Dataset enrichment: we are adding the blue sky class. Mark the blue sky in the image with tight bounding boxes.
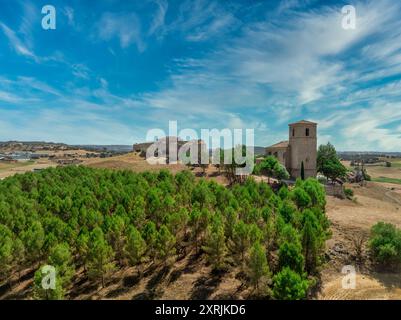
[1,0,401,150]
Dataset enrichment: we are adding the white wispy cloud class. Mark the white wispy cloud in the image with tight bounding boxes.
[127,0,401,149]
[148,0,168,37]
[96,12,145,51]
[168,0,239,42]
[0,22,37,60]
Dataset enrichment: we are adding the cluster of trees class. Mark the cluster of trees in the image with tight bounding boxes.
[207,145,257,184]
[253,156,290,183]
[0,166,329,299]
[317,143,347,183]
[369,222,401,269]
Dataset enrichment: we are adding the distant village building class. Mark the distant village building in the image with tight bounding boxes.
[266,120,317,179]
[57,158,83,166]
[133,137,207,164]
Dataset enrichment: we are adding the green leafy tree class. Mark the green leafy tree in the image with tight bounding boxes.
[48,243,75,288]
[33,266,64,300]
[223,206,238,239]
[203,222,227,270]
[105,214,126,265]
[125,226,146,274]
[317,142,337,171]
[165,208,189,237]
[0,224,13,280]
[291,187,311,210]
[12,238,25,280]
[248,223,263,244]
[278,186,289,200]
[321,159,347,182]
[369,222,401,268]
[301,210,325,274]
[301,179,326,210]
[87,227,115,287]
[156,225,176,265]
[278,241,305,274]
[232,220,250,263]
[279,200,297,224]
[189,208,210,252]
[247,242,270,291]
[272,267,309,300]
[263,215,277,254]
[142,221,158,257]
[274,163,290,181]
[76,231,90,271]
[317,143,347,182]
[255,156,278,183]
[21,221,45,263]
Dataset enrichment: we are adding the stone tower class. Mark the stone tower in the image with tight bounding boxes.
[288,120,317,178]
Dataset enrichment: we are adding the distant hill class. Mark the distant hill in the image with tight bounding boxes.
[338,151,401,160]
[74,145,133,152]
[0,141,70,152]
[0,141,134,153]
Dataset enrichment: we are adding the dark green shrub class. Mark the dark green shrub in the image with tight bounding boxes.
[344,188,354,199]
[278,241,304,274]
[272,267,309,300]
[369,222,401,268]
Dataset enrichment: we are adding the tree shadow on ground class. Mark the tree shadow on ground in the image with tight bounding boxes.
[131,289,158,300]
[106,286,131,298]
[69,276,99,299]
[123,274,140,287]
[371,270,401,290]
[146,265,170,291]
[1,281,32,300]
[0,268,35,298]
[190,270,225,300]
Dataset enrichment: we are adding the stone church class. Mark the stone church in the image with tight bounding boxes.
[266,120,317,179]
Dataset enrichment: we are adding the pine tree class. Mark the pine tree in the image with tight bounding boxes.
[125,226,146,274]
[189,208,210,253]
[272,267,309,300]
[48,243,75,287]
[247,242,270,291]
[156,225,176,265]
[223,206,238,239]
[33,266,65,300]
[0,224,13,280]
[105,214,126,265]
[301,161,305,180]
[142,221,158,257]
[301,211,324,274]
[87,227,115,287]
[21,221,45,263]
[12,238,25,281]
[202,223,227,270]
[278,241,305,274]
[232,220,250,263]
[76,231,90,271]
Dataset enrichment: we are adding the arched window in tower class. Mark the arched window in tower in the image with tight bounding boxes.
[292,128,295,137]
[306,128,310,136]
